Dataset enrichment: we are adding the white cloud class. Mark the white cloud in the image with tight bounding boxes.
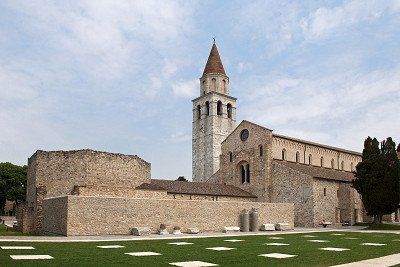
[302,0,400,39]
[172,79,197,98]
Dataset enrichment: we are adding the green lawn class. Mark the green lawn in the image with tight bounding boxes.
[0,224,29,236]
[0,231,400,266]
[355,222,400,230]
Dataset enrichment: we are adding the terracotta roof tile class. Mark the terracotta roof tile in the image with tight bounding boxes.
[275,159,355,182]
[142,179,256,198]
[203,43,226,75]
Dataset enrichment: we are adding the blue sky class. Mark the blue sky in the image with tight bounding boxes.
[0,0,399,180]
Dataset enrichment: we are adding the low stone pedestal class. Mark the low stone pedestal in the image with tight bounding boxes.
[275,223,291,231]
[187,228,200,234]
[260,224,275,231]
[131,227,151,236]
[158,229,169,235]
[223,226,240,233]
[172,229,182,235]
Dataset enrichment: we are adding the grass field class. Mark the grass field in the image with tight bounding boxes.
[355,222,400,230]
[0,224,29,236]
[1,231,400,266]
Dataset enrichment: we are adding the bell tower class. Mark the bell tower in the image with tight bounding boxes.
[192,41,237,182]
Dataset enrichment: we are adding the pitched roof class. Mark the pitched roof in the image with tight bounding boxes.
[138,179,257,198]
[203,43,226,75]
[275,159,355,182]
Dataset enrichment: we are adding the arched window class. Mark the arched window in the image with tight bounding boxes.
[241,165,246,184]
[296,152,300,163]
[197,105,201,119]
[222,79,226,93]
[205,101,210,116]
[259,145,263,157]
[217,101,222,116]
[350,162,354,172]
[246,164,250,183]
[227,103,232,118]
[324,188,327,196]
[308,154,312,165]
[282,149,286,160]
[320,157,324,167]
[211,78,216,91]
[239,162,250,184]
[341,161,344,170]
[229,152,233,162]
[331,159,335,169]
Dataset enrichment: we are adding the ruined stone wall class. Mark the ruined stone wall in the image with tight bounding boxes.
[312,179,340,226]
[165,193,255,202]
[43,196,294,236]
[73,186,167,199]
[42,196,68,235]
[272,136,361,172]
[271,161,314,227]
[218,121,273,202]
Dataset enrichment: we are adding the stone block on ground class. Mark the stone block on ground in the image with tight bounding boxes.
[223,226,240,233]
[275,223,291,231]
[187,228,200,234]
[172,229,182,235]
[158,229,169,235]
[260,224,275,231]
[131,227,151,236]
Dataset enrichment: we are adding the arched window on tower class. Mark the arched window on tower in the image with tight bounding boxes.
[331,159,335,169]
[222,79,226,93]
[320,157,324,167]
[341,161,344,170]
[205,101,210,116]
[227,103,232,118]
[259,145,263,157]
[197,105,201,119]
[296,152,300,163]
[282,149,286,160]
[308,154,312,165]
[211,78,216,91]
[217,101,222,116]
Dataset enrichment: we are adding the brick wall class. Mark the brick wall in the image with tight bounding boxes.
[42,196,294,236]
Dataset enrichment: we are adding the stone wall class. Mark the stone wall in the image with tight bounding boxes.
[271,161,314,227]
[73,186,167,199]
[312,179,340,226]
[43,195,294,236]
[42,196,68,235]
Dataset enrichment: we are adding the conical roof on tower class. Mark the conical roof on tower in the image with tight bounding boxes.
[203,42,226,76]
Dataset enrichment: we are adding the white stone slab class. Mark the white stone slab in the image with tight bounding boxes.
[10,255,53,260]
[206,247,236,251]
[168,242,193,246]
[331,233,345,236]
[260,224,275,231]
[393,239,400,242]
[269,237,284,240]
[319,247,350,252]
[223,239,244,242]
[361,243,386,246]
[302,235,317,238]
[1,246,35,250]
[264,243,289,246]
[170,261,218,267]
[344,237,360,240]
[125,252,162,256]
[308,240,330,243]
[258,253,297,259]
[97,245,125,249]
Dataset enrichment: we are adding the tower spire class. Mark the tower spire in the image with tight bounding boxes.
[203,42,226,76]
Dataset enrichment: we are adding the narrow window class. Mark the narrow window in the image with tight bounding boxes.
[211,78,216,91]
[227,103,232,118]
[259,145,263,157]
[241,165,246,184]
[331,159,335,169]
[246,164,250,183]
[205,101,210,116]
[282,149,286,160]
[197,105,201,119]
[320,157,324,167]
[341,161,344,170]
[296,152,300,163]
[324,188,327,196]
[217,101,222,116]
[308,154,312,165]
[222,79,226,93]
[229,152,233,162]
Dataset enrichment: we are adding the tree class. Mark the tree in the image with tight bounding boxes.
[0,163,27,215]
[353,137,400,223]
[176,176,188,182]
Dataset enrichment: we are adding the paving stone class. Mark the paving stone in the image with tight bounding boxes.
[206,247,236,251]
[223,239,243,242]
[1,246,35,250]
[97,245,125,249]
[361,243,386,246]
[302,235,317,238]
[393,239,400,242]
[319,247,350,252]
[268,237,284,240]
[331,234,345,236]
[169,261,218,267]
[344,237,360,240]
[308,240,330,243]
[258,253,297,259]
[264,243,289,246]
[125,252,162,256]
[10,255,53,260]
[168,242,193,246]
